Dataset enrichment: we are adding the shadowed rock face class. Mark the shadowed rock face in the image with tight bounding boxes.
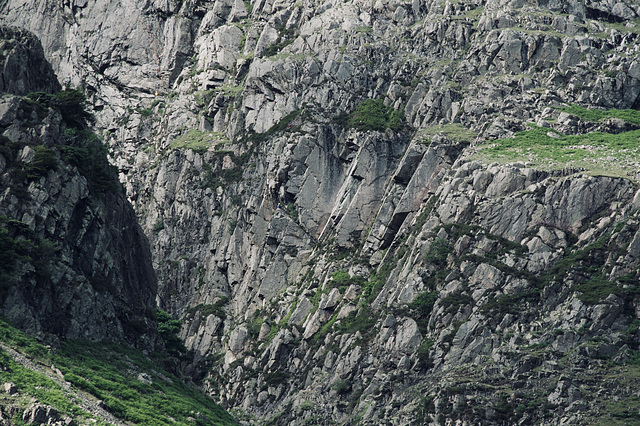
[0,26,158,349]
[0,26,60,95]
[3,0,640,424]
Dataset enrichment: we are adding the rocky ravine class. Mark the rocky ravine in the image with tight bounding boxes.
[3,0,640,424]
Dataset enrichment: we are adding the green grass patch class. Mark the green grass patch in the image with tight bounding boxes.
[557,105,640,126]
[0,349,85,418]
[474,125,640,179]
[419,123,476,144]
[169,130,228,153]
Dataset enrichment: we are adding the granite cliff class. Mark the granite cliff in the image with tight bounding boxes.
[2,0,640,424]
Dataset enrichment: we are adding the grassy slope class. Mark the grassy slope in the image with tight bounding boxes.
[0,317,237,425]
[472,106,640,180]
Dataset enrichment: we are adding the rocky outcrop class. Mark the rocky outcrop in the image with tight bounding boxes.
[0,26,60,96]
[0,26,158,348]
[3,0,640,424]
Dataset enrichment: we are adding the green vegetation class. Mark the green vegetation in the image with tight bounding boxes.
[25,145,57,179]
[152,220,165,233]
[335,305,376,336]
[419,123,476,144]
[408,291,437,334]
[268,108,303,134]
[0,217,58,294]
[415,339,434,367]
[264,26,296,57]
[18,89,119,195]
[27,89,92,127]
[440,292,474,314]
[572,275,621,304]
[0,317,237,425]
[348,98,405,132]
[264,371,289,387]
[201,162,243,190]
[361,254,398,304]
[186,297,230,321]
[354,26,372,34]
[589,364,640,425]
[61,128,119,193]
[332,379,350,394]
[216,84,243,97]
[424,237,452,267]
[0,349,84,422]
[557,105,640,126]
[194,90,217,107]
[474,123,640,179]
[169,129,227,153]
[286,202,298,220]
[156,309,187,358]
[542,232,626,304]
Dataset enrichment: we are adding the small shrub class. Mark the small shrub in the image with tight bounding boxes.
[408,291,437,334]
[156,309,187,357]
[152,220,165,233]
[25,145,57,179]
[416,339,434,368]
[424,238,452,268]
[332,379,351,394]
[264,371,289,386]
[286,202,298,220]
[440,292,473,314]
[330,270,351,286]
[137,107,154,117]
[348,98,405,131]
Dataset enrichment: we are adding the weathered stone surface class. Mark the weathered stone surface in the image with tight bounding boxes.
[3,382,16,395]
[2,0,640,424]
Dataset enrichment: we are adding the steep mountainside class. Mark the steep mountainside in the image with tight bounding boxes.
[0,24,158,348]
[3,0,640,424]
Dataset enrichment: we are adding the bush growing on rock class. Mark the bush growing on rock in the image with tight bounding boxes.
[348,98,405,132]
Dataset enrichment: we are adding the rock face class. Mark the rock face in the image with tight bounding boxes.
[0,26,60,95]
[3,0,640,424]
[0,26,158,348]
